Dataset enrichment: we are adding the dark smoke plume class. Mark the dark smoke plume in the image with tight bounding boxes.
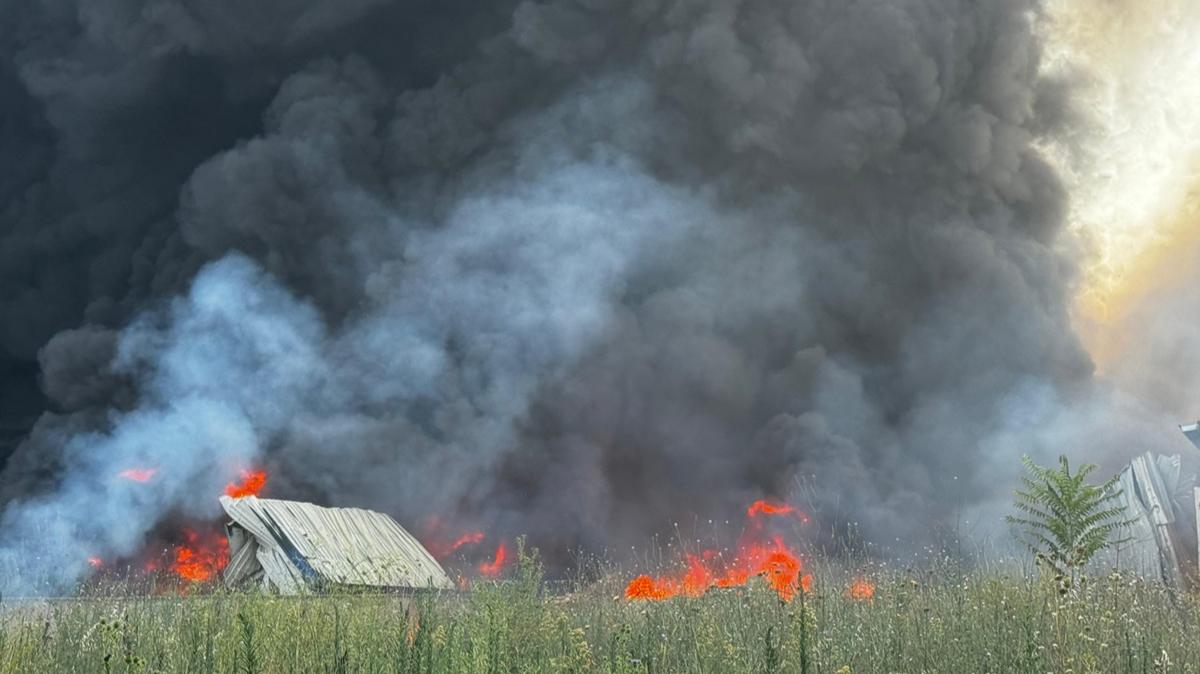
[0,0,1178,591]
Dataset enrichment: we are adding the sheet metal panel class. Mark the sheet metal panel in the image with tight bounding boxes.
[1110,453,1188,586]
[223,532,260,588]
[220,496,454,593]
[1181,422,1200,450]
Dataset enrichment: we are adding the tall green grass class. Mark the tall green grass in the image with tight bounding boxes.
[3,553,1198,673]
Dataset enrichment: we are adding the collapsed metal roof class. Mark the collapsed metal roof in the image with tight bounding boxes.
[220,495,454,594]
[1106,452,1196,587]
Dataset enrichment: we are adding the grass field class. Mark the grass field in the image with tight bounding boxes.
[3,551,1199,674]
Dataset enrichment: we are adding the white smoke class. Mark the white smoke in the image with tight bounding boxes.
[0,128,699,592]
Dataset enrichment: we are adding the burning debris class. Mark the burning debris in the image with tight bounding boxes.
[80,467,489,593]
[219,495,454,594]
[171,529,229,583]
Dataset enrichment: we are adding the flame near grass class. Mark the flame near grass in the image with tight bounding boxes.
[625,500,813,602]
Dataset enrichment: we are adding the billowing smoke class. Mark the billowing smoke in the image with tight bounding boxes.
[0,1,1186,592]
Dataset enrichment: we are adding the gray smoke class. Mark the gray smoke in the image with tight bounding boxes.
[0,0,1183,592]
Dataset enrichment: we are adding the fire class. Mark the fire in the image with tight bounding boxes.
[747,499,810,524]
[127,469,261,584]
[87,556,103,569]
[172,469,262,578]
[625,502,814,602]
[426,530,485,559]
[118,467,157,482]
[478,543,508,577]
[625,575,677,600]
[448,532,485,553]
[625,538,812,602]
[224,469,267,498]
[846,577,876,601]
[422,519,508,581]
[747,500,793,518]
[720,537,812,602]
[171,529,230,582]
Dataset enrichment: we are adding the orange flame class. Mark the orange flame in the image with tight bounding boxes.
[429,531,485,558]
[170,529,230,582]
[746,499,810,524]
[625,539,812,602]
[87,556,103,569]
[625,502,814,602]
[478,543,508,577]
[717,537,813,601]
[118,468,157,483]
[846,577,876,601]
[224,469,267,498]
[747,500,794,518]
[452,532,485,551]
[625,575,676,600]
[132,469,260,584]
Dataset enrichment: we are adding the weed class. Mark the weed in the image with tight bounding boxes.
[1,566,1198,673]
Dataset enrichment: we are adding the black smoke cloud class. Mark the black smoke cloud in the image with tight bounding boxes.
[0,0,514,473]
[0,0,1166,590]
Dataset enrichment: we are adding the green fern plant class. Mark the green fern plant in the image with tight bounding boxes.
[1006,454,1132,589]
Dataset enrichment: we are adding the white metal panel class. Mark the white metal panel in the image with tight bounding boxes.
[1195,486,1200,581]
[1109,453,1184,586]
[219,496,454,593]
[257,544,305,594]
[1131,454,1174,526]
[223,533,260,588]
[1181,422,1200,450]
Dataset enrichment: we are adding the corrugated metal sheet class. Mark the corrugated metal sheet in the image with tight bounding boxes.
[223,524,262,587]
[1106,453,1195,586]
[220,496,454,593]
